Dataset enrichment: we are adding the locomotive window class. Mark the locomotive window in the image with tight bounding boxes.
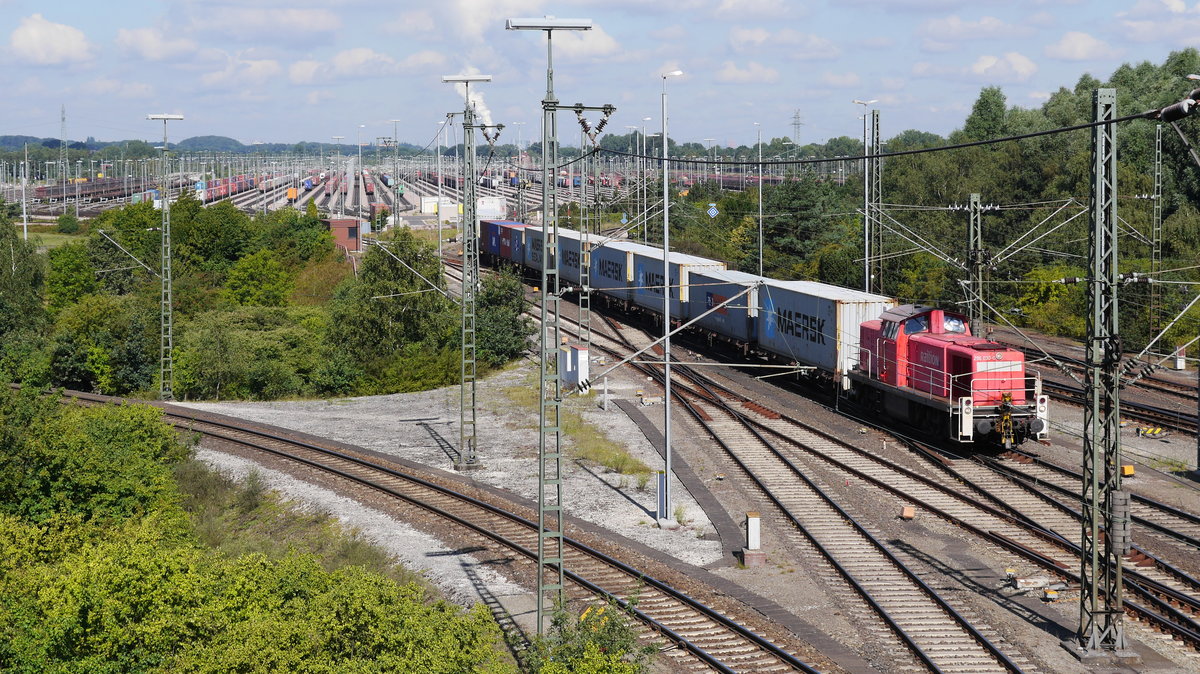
[882,321,899,339]
[944,315,966,333]
[903,316,929,335]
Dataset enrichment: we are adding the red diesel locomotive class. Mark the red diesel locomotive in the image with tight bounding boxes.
[849,304,1048,447]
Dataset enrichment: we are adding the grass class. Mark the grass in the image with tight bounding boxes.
[500,373,651,477]
[12,223,88,249]
[174,458,427,587]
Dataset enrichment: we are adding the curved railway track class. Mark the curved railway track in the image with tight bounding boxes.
[66,390,818,674]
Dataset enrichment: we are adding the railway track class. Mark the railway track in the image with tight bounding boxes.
[66,390,818,673]
[1040,380,1197,435]
[554,311,1029,671]
[542,293,1200,661]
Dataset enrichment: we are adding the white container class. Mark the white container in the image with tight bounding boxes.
[477,196,503,220]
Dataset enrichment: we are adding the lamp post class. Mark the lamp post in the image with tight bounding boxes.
[703,138,715,184]
[642,117,651,241]
[436,120,446,256]
[755,122,763,276]
[506,14,593,635]
[389,118,402,218]
[853,99,876,291]
[660,68,682,524]
[358,124,365,214]
[331,136,344,216]
[147,113,183,401]
[513,121,526,219]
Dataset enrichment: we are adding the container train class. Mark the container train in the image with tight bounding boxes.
[478,219,1049,448]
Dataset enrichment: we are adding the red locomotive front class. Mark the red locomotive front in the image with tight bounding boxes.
[854,304,1047,447]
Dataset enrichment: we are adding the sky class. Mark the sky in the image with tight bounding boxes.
[1,0,1198,151]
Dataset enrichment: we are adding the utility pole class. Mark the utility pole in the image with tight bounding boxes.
[1151,124,1163,334]
[506,16,595,635]
[21,144,28,241]
[443,74,498,471]
[869,109,882,293]
[148,113,184,402]
[967,193,985,336]
[60,104,67,215]
[1072,87,1137,665]
[853,99,876,290]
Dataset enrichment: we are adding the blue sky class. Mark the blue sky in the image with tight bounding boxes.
[1,0,1196,149]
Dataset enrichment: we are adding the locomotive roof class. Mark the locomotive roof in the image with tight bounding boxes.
[879,303,966,322]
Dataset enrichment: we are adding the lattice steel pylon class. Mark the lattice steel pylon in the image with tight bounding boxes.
[148,113,183,401]
[443,75,495,470]
[967,193,985,336]
[538,34,566,636]
[1151,124,1163,334]
[60,105,67,216]
[868,109,883,294]
[1077,87,1132,658]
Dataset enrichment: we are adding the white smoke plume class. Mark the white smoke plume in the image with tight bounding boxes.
[454,66,494,127]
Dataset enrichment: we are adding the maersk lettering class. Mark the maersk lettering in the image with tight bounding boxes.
[646,271,665,297]
[599,259,623,281]
[774,308,825,344]
[564,249,579,270]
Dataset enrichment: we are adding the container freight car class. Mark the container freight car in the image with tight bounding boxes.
[482,220,1047,447]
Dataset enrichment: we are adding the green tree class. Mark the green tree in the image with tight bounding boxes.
[55,211,80,234]
[224,249,292,307]
[963,86,1007,141]
[46,242,97,312]
[476,267,533,367]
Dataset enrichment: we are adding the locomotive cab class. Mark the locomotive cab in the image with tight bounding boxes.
[854,304,1048,447]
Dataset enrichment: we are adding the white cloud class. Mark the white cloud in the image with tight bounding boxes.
[554,25,621,61]
[714,61,779,84]
[80,77,153,99]
[306,90,334,106]
[881,76,907,91]
[729,28,839,60]
[383,10,436,35]
[1044,32,1112,60]
[202,56,282,87]
[289,48,445,85]
[187,8,341,40]
[821,71,861,88]
[716,0,790,17]
[116,27,196,61]
[969,52,1037,82]
[9,14,92,65]
[920,15,1029,40]
[1119,0,1200,43]
[913,52,1037,83]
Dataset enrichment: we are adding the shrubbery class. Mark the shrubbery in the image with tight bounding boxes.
[0,389,512,672]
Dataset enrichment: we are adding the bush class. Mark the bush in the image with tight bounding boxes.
[55,212,80,234]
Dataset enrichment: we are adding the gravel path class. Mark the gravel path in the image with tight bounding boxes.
[179,359,723,617]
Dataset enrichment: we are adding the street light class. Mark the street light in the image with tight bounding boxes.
[755,121,763,276]
[506,14,593,636]
[660,68,682,525]
[853,99,876,291]
[332,136,344,216]
[147,112,183,402]
[389,118,402,219]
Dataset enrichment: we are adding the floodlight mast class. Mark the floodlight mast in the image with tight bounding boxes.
[443,74,493,473]
[147,113,183,401]
[506,14,591,636]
